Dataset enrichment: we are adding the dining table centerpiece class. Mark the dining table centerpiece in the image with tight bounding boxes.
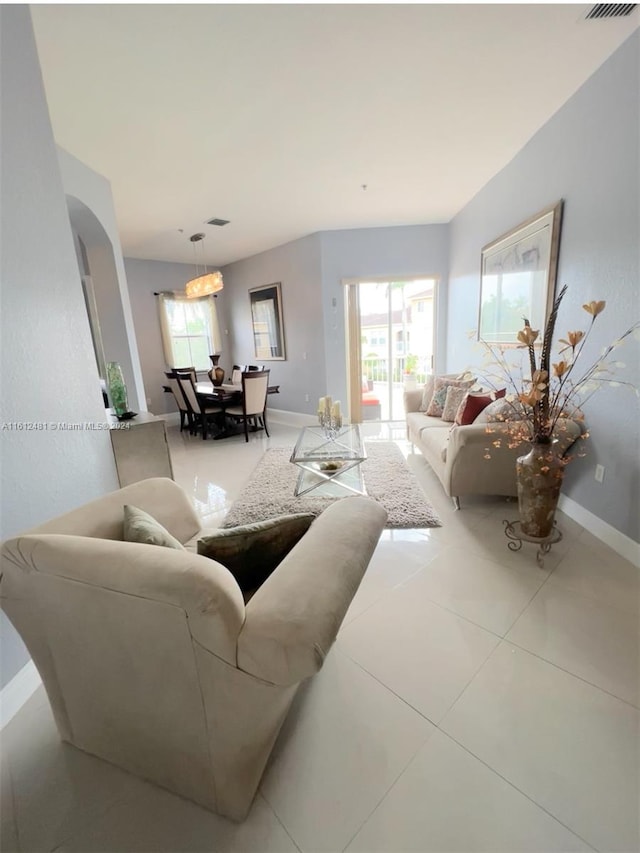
[478,284,639,539]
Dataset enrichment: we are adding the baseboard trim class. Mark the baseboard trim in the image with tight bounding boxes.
[267,408,317,428]
[161,411,181,426]
[558,494,640,568]
[0,660,41,729]
[163,408,314,429]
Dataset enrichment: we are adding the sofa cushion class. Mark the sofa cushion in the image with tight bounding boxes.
[455,388,506,425]
[198,513,316,592]
[426,376,475,418]
[442,386,468,422]
[418,424,450,465]
[407,411,445,440]
[123,505,185,550]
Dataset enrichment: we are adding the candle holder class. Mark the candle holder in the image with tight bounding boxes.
[318,410,343,441]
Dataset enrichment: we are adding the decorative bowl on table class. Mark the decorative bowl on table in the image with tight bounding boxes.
[318,460,344,472]
[116,411,137,421]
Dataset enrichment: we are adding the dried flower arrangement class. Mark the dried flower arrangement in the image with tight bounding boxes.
[476,285,639,454]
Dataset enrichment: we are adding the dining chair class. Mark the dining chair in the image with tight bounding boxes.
[225,370,270,443]
[230,365,245,386]
[172,365,197,383]
[165,370,193,433]
[176,374,225,440]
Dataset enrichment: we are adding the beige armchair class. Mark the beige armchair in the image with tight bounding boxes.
[0,478,386,821]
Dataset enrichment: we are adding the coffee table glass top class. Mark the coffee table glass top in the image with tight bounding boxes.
[290,425,367,497]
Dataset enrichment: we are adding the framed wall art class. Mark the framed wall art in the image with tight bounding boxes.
[249,282,286,360]
[478,200,563,344]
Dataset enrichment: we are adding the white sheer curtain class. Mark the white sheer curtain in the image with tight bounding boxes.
[158,293,222,369]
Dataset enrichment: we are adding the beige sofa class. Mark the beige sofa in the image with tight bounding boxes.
[0,478,386,821]
[404,386,582,507]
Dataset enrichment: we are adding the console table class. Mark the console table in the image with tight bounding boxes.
[109,411,174,487]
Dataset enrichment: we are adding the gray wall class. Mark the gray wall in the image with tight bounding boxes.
[447,30,639,541]
[319,225,449,407]
[215,225,449,415]
[0,6,120,687]
[59,148,147,414]
[124,257,231,416]
[220,234,324,415]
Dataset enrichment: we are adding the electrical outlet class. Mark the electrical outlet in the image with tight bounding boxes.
[595,464,605,483]
[304,394,310,402]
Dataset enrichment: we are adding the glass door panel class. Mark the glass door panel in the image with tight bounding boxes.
[351,278,437,423]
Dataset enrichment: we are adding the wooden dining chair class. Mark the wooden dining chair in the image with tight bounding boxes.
[171,365,197,383]
[225,370,270,443]
[165,370,193,433]
[175,374,225,440]
[230,365,245,386]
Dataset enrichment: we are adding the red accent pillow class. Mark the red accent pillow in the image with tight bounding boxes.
[455,388,506,426]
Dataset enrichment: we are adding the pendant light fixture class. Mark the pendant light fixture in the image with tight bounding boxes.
[185,232,224,298]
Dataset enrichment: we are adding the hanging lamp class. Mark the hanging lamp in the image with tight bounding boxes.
[185,232,224,297]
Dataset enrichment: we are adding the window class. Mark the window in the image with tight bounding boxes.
[370,334,387,346]
[158,293,221,370]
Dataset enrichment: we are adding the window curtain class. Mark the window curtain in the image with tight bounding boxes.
[157,292,222,367]
[207,296,223,353]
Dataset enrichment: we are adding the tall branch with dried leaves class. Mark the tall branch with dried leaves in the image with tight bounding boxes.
[476,285,639,452]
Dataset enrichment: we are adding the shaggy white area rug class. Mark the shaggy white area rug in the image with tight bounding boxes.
[222,441,441,529]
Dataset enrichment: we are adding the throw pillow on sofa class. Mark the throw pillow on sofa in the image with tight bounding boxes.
[441,386,469,422]
[455,388,506,426]
[123,505,185,550]
[418,374,437,412]
[198,513,316,592]
[426,376,475,418]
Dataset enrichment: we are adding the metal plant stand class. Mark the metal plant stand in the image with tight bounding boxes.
[503,519,563,568]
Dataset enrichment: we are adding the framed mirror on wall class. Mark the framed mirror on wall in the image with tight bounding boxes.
[478,200,563,344]
[249,282,286,360]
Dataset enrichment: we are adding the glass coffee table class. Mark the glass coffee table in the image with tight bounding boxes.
[290,425,367,497]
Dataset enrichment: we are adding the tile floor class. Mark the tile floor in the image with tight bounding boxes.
[1,420,638,853]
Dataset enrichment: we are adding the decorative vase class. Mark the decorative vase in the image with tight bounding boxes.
[208,353,225,387]
[106,362,129,417]
[516,440,564,539]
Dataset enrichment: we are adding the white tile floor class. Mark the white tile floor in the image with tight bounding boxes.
[2,420,638,853]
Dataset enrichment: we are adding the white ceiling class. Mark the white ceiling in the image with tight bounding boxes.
[31,3,638,268]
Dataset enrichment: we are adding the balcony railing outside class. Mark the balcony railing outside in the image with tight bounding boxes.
[362,356,429,421]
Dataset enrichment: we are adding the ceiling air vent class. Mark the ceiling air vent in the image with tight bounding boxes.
[206,218,230,227]
[586,4,636,18]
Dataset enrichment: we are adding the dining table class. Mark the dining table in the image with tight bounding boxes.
[162,380,280,440]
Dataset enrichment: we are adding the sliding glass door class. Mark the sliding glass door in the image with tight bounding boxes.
[346,277,437,422]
